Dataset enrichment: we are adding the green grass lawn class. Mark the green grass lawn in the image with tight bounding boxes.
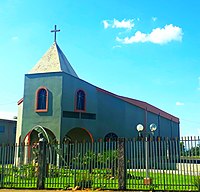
[1,165,199,191]
[126,170,199,191]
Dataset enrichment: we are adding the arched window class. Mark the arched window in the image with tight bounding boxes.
[36,87,48,112]
[104,132,118,142]
[76,90,86,111]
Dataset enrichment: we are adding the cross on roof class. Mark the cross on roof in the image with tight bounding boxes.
[51,25,60,43]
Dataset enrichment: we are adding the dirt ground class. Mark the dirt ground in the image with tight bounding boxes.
[0,190,62,192]
[0,190,115,192]
[0,190,148,192]
[0,190,59,192]
[0,190,66,192]
[0,190,103,192]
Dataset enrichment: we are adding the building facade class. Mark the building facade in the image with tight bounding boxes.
[16,42,180,148]
[0,118,16,144]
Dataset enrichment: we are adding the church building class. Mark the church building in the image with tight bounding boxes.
[16,27,180,148]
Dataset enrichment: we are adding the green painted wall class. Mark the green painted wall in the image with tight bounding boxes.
[20,71,179,143]
[60,73,179,141]
[61,73,98,141]
[21,72,62,142]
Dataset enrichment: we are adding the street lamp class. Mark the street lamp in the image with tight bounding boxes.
[136,123,157,185]
[136,124,144,137]
[150,123,157,133]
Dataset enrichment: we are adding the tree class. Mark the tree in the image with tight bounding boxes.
[180,142,186,156]
[187,144,200,156]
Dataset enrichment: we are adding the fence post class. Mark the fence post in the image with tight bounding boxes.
[0,144,5,188]
[118,138,126,190]
[37,134,47,189]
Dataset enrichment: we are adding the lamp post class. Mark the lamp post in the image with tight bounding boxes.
[136,123,157,185]
[136,124,144,137]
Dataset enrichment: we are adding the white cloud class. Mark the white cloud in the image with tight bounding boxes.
[112,19,134,30]
[116,31,147,43]
[152,17,157,22]
[176,101,184,106]
[112,45,122,49]
[103,19,135,30]
[149,24,183,44]
[116,24,183,45]
[102,20,110,29]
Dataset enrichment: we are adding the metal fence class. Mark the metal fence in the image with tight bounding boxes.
[0,136,200,191]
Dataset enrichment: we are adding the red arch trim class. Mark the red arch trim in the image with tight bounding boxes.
[82,128,94,143]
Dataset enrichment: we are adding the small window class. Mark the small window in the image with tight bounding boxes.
[0,126,5,133]
[36,87,48,112]
[81,112,96,119]
[75,90,86,111]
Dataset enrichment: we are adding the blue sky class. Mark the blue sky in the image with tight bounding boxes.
[0,0,200,136]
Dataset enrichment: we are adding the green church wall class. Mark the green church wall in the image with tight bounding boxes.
[21,73,62,142]
[171,121,179,138]
[60,73,179,141]
[20,70,179,143]
[61,73,98,141]
[159,116,179,138]
[95,91,146,139]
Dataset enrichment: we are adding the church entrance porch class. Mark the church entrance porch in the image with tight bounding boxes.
[63,127,93,143]
[61,128,93,165]
[22,125,57,165]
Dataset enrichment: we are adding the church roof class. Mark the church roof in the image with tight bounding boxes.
[0,118,17,122]
[28,42,78,78]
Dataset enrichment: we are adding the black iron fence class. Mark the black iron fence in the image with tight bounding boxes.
[0,136,200,191]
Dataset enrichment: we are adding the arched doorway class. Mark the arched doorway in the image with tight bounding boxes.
[63,127,93,143]
[23,125,57,164]
[28,125,56,145]
[104,132,118,142]
[62,128,93,165]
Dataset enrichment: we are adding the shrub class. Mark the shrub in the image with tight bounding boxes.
[194,176,200,191]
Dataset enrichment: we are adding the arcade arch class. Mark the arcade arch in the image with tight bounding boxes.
[63,127,93,143]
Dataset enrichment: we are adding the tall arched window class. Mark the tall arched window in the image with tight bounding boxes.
[36,87,48,112]
[76,90,86,111]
